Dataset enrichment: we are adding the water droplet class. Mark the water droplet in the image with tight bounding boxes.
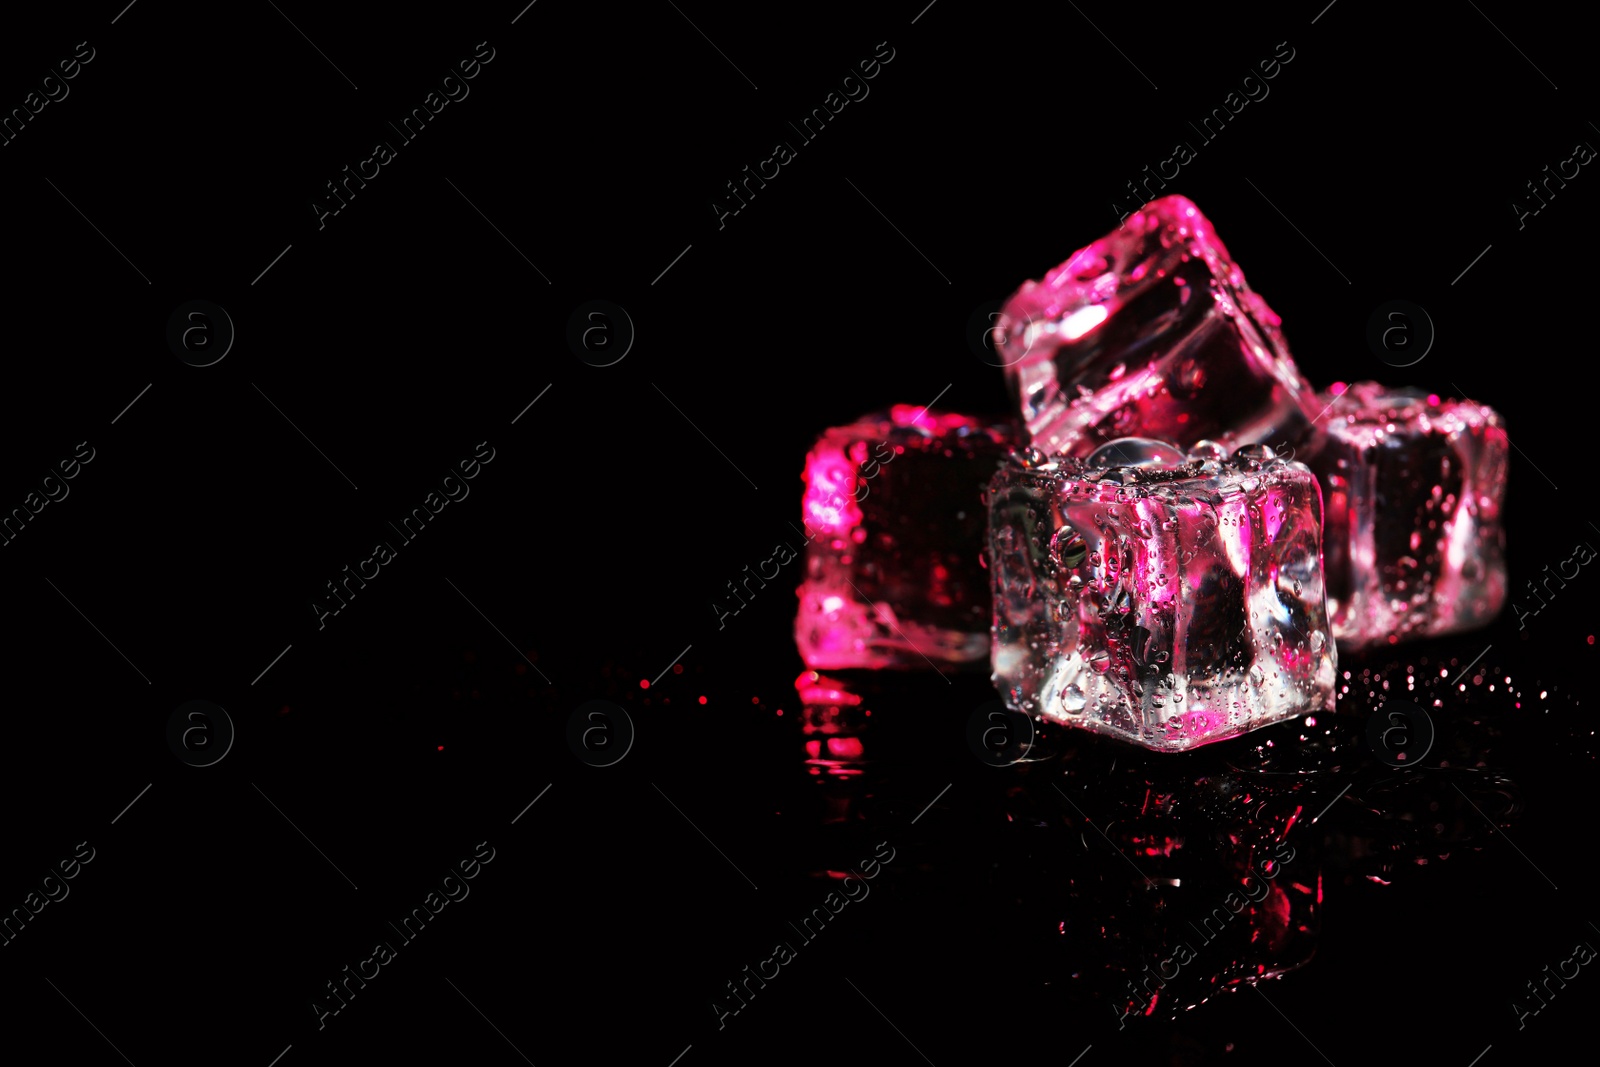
[1050,526,1088,569]
[1085,437,1185,470]
[1170,359,1207,397]
[1232,443,1276,468]
[1249,664,1265,687]
[1089,650,1111,672]
[1187,439,1228,461]
[1060,684,1087,713]
[1310,631,1326,653]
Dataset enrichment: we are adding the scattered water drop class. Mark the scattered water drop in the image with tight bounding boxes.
[1050,526,1089,569]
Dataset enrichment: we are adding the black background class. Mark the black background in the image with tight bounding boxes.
[0,1,1593,1064]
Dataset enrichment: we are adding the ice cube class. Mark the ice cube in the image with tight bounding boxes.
[988,437,1336,751]
[795,405,1016,670]
[996,195,1321,457]
[1303,382,1507,649]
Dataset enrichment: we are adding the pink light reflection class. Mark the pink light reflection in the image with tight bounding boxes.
[1059,303,1109,341]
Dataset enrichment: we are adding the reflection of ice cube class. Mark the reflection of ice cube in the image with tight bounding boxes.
[987,439,1335,752]
[1004,748,1321,1015]
[997,195,1321,458]
[795,406,1016,670]
[1303,383,1508,649]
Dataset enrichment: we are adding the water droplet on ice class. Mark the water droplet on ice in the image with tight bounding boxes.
[1232,443,1276,468]
[1086,437,1185,469]
[1050,526,1089,569]
[1187,440,1228,461]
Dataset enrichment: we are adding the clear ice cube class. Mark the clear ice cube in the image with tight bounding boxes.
[1304,382,1508,649]
[996,195,1321,458]
[988,438,1336,751]
[795,406,1016,670]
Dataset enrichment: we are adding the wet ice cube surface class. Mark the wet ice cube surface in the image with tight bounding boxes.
[795,405,1016,670]
[1305,382,1507,649]
[988,438,1336,752]
[996,195,1321,458]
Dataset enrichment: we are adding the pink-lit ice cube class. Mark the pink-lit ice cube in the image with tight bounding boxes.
[988,438,1336,752]
[996,195,1321,458]
[1304,382,1507,650]
[795,406,1015,670]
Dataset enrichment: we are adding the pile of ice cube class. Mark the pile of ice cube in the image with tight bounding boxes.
[794,196,1507,751]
